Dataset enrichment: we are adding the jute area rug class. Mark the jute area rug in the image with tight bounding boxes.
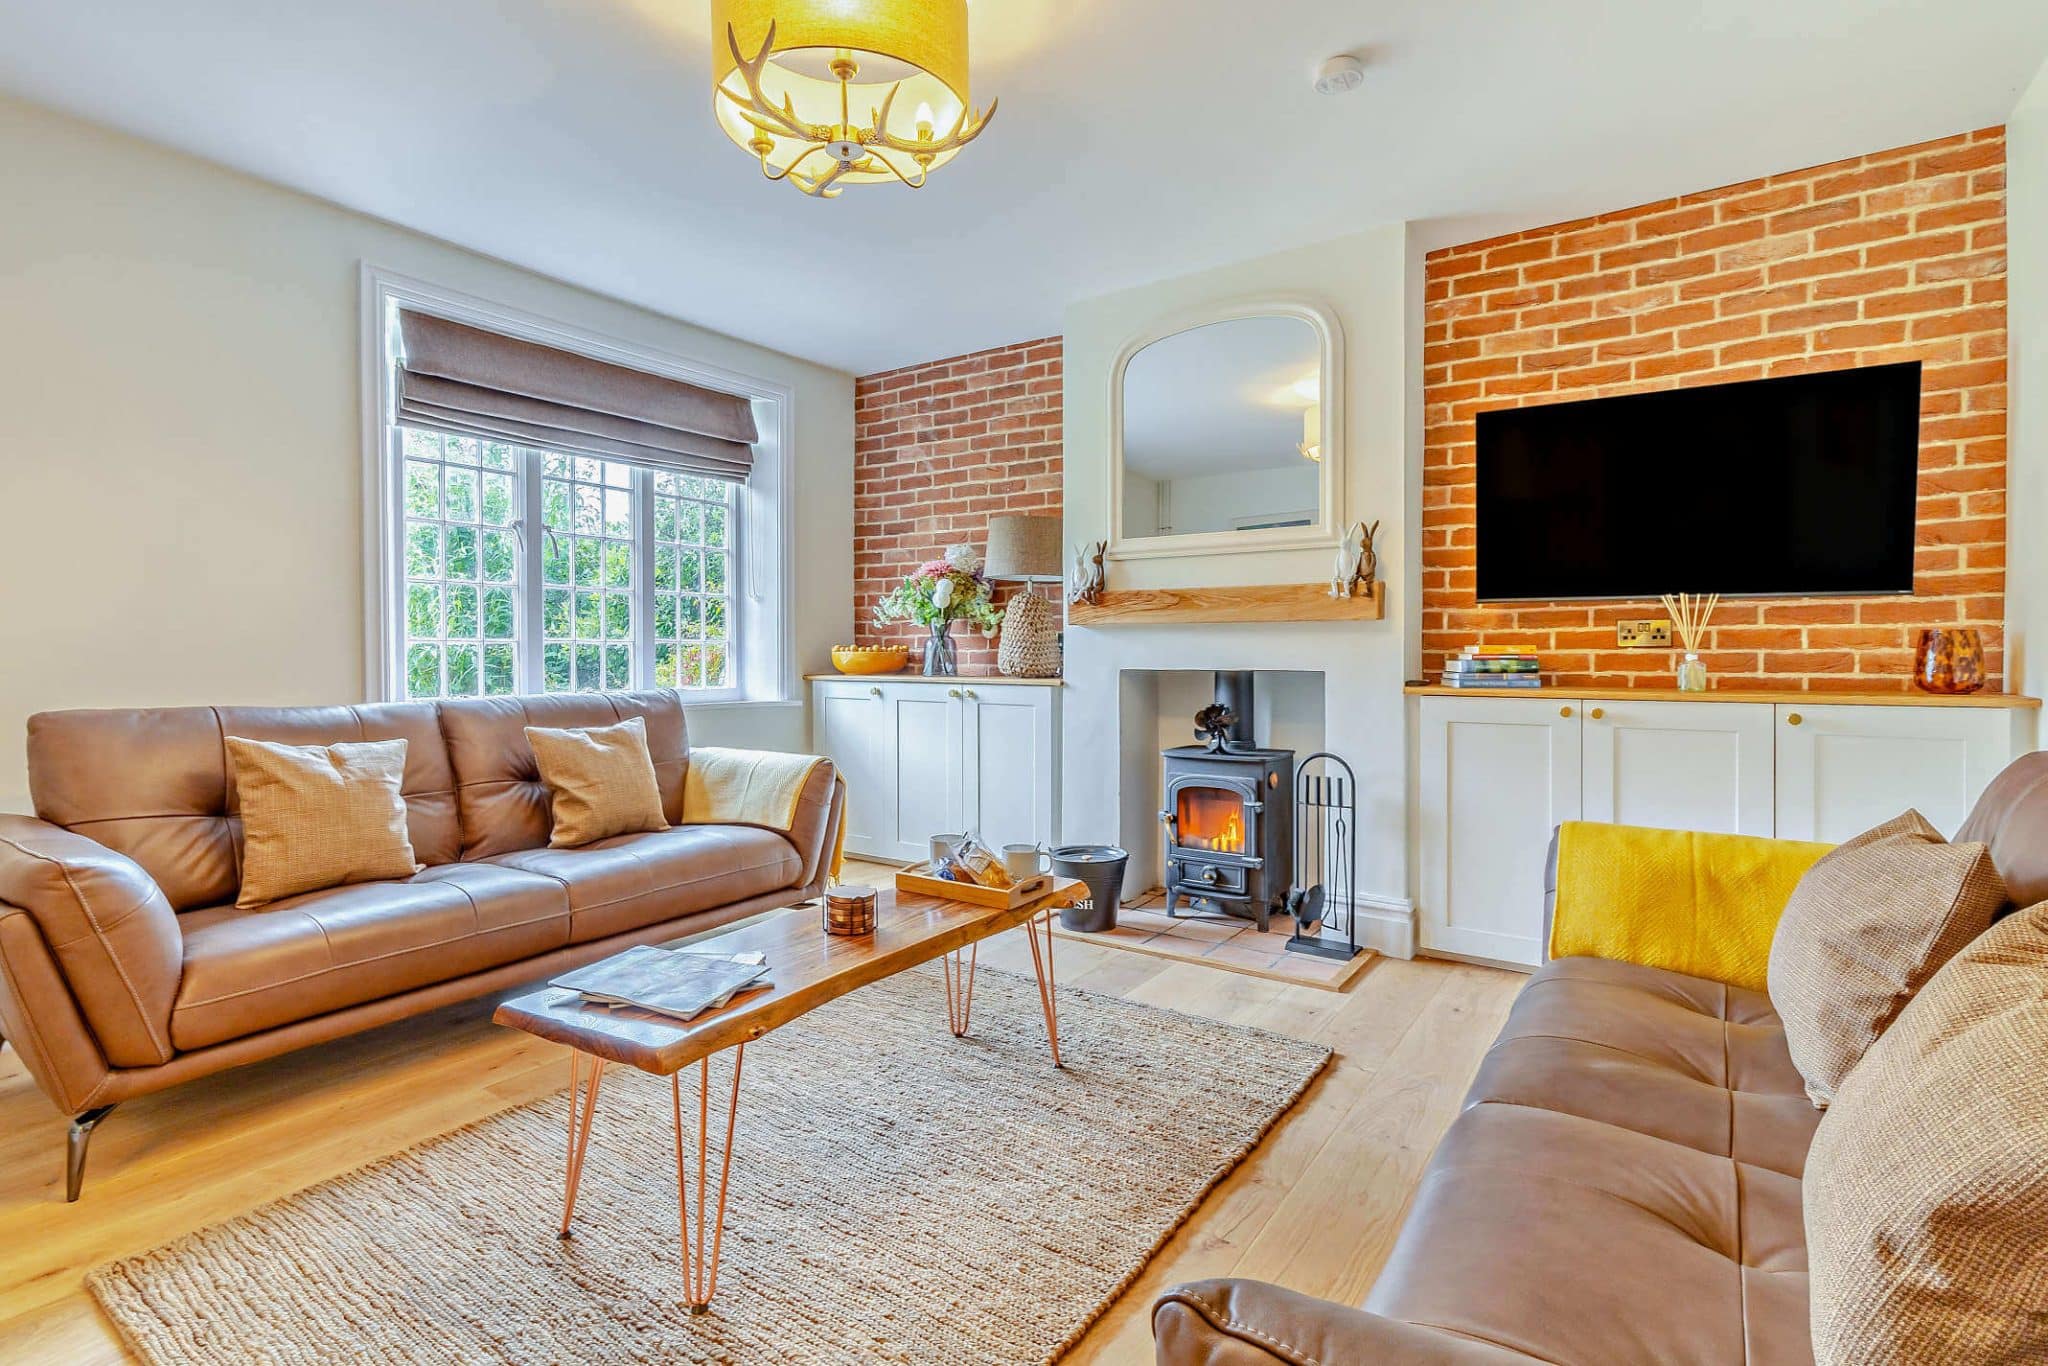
[91,964,1331,1364]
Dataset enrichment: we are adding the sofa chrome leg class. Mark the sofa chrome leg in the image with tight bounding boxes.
[66,1104,116,1203]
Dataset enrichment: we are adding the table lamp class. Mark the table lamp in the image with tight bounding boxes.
[983,514,1062,677]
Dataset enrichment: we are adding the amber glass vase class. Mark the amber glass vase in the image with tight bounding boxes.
[1914,628,1986,695]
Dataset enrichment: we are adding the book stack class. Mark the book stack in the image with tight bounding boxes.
[1440,644,1544,689]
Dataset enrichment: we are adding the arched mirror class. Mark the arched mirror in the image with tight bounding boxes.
[1110,301,1343,558]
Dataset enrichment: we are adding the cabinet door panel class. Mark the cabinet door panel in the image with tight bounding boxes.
[1582,701,1774,836]
[962,691,1054,851]
[1776,704,2009,841]
[812,685,887,856]
[1418,698,1580,967]
[888,690,963,862]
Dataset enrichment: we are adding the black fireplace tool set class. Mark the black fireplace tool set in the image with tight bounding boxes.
[1284,752,1364,962]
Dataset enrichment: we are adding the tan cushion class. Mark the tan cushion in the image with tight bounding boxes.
[1767,810,2005,1107]
[226,737,423,909]
[1804,901,2048,1364]
[524,716,670,848]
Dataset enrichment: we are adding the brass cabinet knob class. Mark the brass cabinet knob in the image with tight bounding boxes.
[947,688,962,699]
[1560,705,1573,718]
[1787,712,1803,726]
[1590,707,1605,720]
[963,688,978,700]
[868,685,882,697]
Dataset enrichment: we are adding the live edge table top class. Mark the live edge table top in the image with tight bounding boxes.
[493,880,1085,1077]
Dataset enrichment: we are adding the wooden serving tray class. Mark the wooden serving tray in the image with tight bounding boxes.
[895,862,1055,910]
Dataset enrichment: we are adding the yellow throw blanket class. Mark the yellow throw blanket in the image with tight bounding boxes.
[1551,821,1834,991]
[682,748,844,880]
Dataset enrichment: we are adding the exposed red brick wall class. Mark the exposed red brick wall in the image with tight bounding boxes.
[853,338,1063,672]
[1423,128,2007,692]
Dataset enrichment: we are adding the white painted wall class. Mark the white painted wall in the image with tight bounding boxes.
[1060,224,1417,953]
[0,95,854,813]
[2010,59,2048,698]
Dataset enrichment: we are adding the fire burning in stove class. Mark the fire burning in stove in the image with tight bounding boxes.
[1177,787,1247,854]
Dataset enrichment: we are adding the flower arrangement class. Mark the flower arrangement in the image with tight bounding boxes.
[872,544,1001,675]
[872,544,1002,634]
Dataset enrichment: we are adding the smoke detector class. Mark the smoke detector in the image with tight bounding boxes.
[1313,54,1365,95]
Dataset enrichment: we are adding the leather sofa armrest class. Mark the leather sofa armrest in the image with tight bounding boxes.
[0,815,181,1067]
[783,760,840,887]
[1154,1280,1536,1365]
[0,905,116,1114]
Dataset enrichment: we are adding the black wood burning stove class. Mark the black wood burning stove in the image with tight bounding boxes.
[1159,672,1293,930]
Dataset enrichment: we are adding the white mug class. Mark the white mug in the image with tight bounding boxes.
[930,833,966,865]
[1003,843,1053,881]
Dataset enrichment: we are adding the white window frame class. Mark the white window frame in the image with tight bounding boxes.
[359,265,794,707]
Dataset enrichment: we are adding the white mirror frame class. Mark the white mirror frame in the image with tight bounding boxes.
[1107,296,1346,561]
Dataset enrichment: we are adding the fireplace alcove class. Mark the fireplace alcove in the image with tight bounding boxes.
[1109,668,1322,927]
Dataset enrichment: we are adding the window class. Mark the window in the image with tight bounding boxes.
[368,275,789,706]
[401,429,521,698]
[397,432,745,700]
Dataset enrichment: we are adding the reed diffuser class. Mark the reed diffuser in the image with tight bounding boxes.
[1660,592,1719,692]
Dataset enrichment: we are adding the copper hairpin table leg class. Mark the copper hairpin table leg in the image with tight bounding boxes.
[560,1050,607,1239]
[672,1044,745,1313]
[1022,909,1064,1068]
[941,942,979,1038]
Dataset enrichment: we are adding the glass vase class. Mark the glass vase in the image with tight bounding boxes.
[1675,651,1708,692]
[922,623,958,677]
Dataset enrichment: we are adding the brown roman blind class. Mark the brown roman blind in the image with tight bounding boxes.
[396,311,758,481]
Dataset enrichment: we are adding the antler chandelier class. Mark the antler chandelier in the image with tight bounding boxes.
[710,0,996,198]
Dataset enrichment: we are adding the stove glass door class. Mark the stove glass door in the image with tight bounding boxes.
[1175,785,1249,855]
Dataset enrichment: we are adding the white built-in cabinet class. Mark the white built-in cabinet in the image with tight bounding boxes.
[810,677,1061,863]
[1415,691,2036,968]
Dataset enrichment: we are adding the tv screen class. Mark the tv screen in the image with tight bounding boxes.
[1474,361,1921,602]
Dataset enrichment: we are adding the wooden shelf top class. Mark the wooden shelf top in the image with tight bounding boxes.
[1068,580,1385,626]
[806,673,1065,687]
[1404,683,2040,709]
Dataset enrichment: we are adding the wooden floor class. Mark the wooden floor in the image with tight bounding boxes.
[0,858,1523,1364]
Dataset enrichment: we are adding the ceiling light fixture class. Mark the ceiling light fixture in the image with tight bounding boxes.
[711,0,997,199]
[1299,404,1322,463]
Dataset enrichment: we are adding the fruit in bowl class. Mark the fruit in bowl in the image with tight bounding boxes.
[831,645,911,676]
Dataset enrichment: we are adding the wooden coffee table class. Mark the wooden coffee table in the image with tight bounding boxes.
[493,879,1083,1311]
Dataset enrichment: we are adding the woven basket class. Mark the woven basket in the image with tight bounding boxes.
[997,591,1062,678]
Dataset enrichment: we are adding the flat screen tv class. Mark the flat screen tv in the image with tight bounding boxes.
[1474,361,1921,602]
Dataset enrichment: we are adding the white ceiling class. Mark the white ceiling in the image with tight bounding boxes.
[2,2,2044,376]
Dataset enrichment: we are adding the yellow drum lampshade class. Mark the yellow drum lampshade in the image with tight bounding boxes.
[711,0,987,197]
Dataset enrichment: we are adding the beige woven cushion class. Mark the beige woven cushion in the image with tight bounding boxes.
[1805,899,2048,1363]
[525,716,670,848]
[226,737,422,909]
[1767,810,2005,1107]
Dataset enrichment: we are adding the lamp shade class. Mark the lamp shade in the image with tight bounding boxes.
[984,514,1062,581]
[711,0,973,188]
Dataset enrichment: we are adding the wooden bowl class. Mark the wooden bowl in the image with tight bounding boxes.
[831,645,910,676]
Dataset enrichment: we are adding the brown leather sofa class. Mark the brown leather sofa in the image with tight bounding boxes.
[1154,753,2048,1365]
[0,689,843,1201]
